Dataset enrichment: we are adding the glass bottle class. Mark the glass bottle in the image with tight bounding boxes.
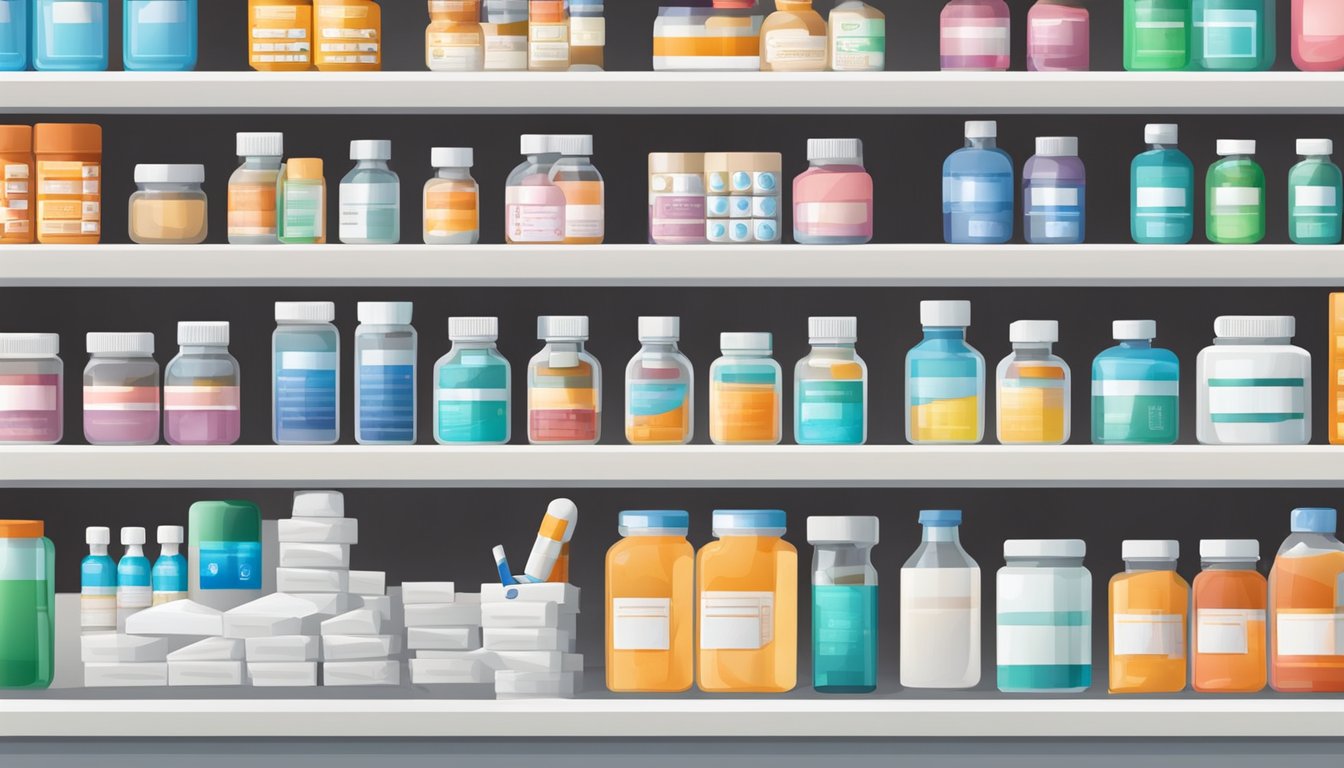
[900,509,980,689]
[709,332,782,445]
[794,316,866,445]
[1288,138,1343,245]
[423,147,480,244]
[1192,539,1267,693]
[1091,320,1179,445]
[1206,140,1266,244]
[605,510,694,693]
[1270,507,1344,692]
[164,321,241,446]
[1124,0,1191,71]
[943,120,1014,244]
[433,316,510,445]
[906,300,985,444]
[354,301,417,446]
[997,320,1070,445]
[339,139,400,245]
[625,316,693,445]
[1023,136,1086,245]
[528,315,601,444]
[1130,123,1195,244]
[1109,539,1189,694]
[807,515,879,694]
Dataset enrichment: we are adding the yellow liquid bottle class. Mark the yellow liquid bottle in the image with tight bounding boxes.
[249,0,314,71]
[1109,540,1189,693]
[996,320,1070,445]
[606,511,694,693]
[314,0,382,71]
[760,0,827,72]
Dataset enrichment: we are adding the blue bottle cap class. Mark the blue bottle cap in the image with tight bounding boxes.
[712,510,786,534]
[619,510,689,533]
[1291,507,1337,534]
[918,509,962,527]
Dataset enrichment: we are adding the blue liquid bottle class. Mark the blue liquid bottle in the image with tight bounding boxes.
[434,317,511,445]
[151,525,187,604]
[1131,123,1195,244]
[905,300,985,444]
[116,526,151,629]
[354,301,417,445]
[273,301,340,445]
[807,515,879,694]
[1023,136,1086,244]
[1091,320,1179,445]
[81,526,116,632]
[33,0,109,71]
[943,120,1014,244]
[794,317,867,445]
[0,0,28,70]
[123,0,198,71]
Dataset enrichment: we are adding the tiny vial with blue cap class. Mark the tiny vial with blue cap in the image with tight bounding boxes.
[606,510,694,693]
[807,515,879,693]
[1270,506,1344,692]
[900,509,981,689]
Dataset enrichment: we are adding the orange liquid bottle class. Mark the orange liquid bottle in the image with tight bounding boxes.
[249,0,314,71]
[0,125,33,245]
[33,124,101,245]
[1331,294,1343,445]
[1270,507,1344,692]
[1192,539,1266,693]
[605,510,694,693]
[1109,540,1189,693]
[314,0,382,71]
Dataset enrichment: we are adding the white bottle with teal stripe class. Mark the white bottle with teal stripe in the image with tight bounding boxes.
[996,539,1091,693]
[1197,315,1311,445]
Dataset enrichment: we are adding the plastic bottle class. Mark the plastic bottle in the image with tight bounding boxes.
[606,510,694,693]
[900,510,980,689]
[248,0,314,71]
[506,135,566,244]
[84,332,160,446]
[0,334,63,445]
[943,120,1014,244]
[277,158,326,244]
[355,301,417,445]
[1207,139,1266,244]
[339,140,399,245]
[1091,320,1179,445]
[1196,315,1311,445]
[128,164,208,244]
[188,500,263,611]
[710,332,782,446]
[151,525,187,605]
[625,316,693,446]
[807,515,879,694]
[1192,539,1266,693]
[697,509,798,693]
[793,138,873,245]
[423,148,479,244]
[313,0,381,71]
[1124,0,1191,70]
[997,320,1070,445]
[273,301,339,445]
[0,0,28,70]
[483,0,528,70]
[1023,136,1086,245]
[906,300,985,445]
[1293,0,1344,71]
[648,152,707,245]
[229,132,283,244]
[551,135,604,245]
[794,317,866,445]
[940,0,1010,71]
[33,0,109,71]
[652,4,763,71]
[426,0,484,71]
[0,125,32,244]
[123,0,198,71]
[1027,0,1090,71]
[528,315,601,444]
[33,123,101,245]
[1109,540,1189,694]
[1130,123,1195,244]
[1288,138,1343,245]
[164,322,241,446]
[528,0,569,70]
[117,526,151,629]
[434,316,510,445]
[997,539,1091,693]
[568,0,604,70]
[760,0,827,72]
[1193,0,1275,71]
[827,1,884,71]
[1333,293,1344,446]
[0,520,54,689]
[1270,507,1344,692]
[81,526,116,632]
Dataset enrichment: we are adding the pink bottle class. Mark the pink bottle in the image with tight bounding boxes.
[1293,0,1344,71]
[793,138,873,245]
[941,0,1011,71]
[83,332,160,446]
[1027,0,1089,71]
[164,322,241,446]
[0,334,63,445]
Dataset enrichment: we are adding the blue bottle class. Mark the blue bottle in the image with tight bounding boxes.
[116,527,152,628]
[151,525,187,604]
[123,0,198,71]
[943,120,1014,244]
[434,317,511,445]
[1023,136,1086,244]
[807,515,879,694]
[81,526,117,632]
[1091,320,1179,445]
[0,0,28,70]
[273,301,340,445]
[905,300,985,445]
[794,317,867,445]
[1131,123,1195,244]
[33,0,109,71]
[355,301,417,445]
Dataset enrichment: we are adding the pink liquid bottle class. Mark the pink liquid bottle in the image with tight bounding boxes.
[164,322,241,446]
[941,0,1011,71]
[505,134,567,245]
[793,138,873,245]
[1293,0,1344,71]
[1027,0,1090,71]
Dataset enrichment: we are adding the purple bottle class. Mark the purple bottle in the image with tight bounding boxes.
[1027,0,1090,71]
[84,332,160,446]
[1023,136,1086,244]
[941,0,1011,71]
[164,322,241,446]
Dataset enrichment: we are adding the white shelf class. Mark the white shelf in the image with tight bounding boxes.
[2,445,1341,488]
[2,72,1344,114]
[4,244,1343,287]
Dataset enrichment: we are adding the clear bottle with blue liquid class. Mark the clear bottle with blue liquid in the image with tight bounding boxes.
[355,301,417,445]
[794,317,867,445]
[1131,123,1195,244]
[273,301,340,445]
[1024,136,1086,244]
[905,300,985,445]
[123,0,198,71]
[116,526,151,630]
[81,526,116,632]
[1091,320,1179,445]
[943,120,1014,244]
[807,515,879,694]
[151,525,187,605]
[33,0,109,71]
[0,0,28,70]
[434,316,511,445]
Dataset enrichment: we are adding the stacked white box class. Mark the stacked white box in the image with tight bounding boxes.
[480,583,582,699]
[404,584,491,685]
[320,607,401,685]
[86,600,224,687]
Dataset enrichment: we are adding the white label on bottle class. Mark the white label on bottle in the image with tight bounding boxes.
[1296,186,1338,207]
[81,589,116,630]
[1030,17,1080,46]
[942,23,1011,55]
[0,3,11,24]
[764,30,827,66]
[52,1,99,24]
[795,202,869,225]
[1030,186,1079,207]
[279,351,338,371]
[612,597,671,651]
[997,624,1091,666]
[360,349,415,367]
[1208,386,1304,416]
[564,204,603,239]
[1091,380,1180,397]
[954,178,1011,203]
[1197,608,1263,655]
[1113,613,1184,658]
[137,0,186,24]
[117,584,152,611]
[1214,186,1261,207]
[1277,612,1344,656]
[699,590,774,650]
[1136,186,1188,208]
[570,16,605,46]
[340,182,398,206]
[0,385,58,411]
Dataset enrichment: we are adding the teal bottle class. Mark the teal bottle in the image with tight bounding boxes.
[1288,139,1343,245]
[80,526,116,632]
[807,516,879,694]
[1192,0,1275,71]
[151,525,187,604]
[1130,123,1194,244]
[1091,320,1179,445]
[1206,139,1266,244]
[795,317,867,445]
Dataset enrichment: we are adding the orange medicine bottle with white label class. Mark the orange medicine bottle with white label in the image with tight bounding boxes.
[229,132,284,244]
[34,123,101,245]
[1270,507,1344,692]
[1192,539,1267,693]
[528,0,569,70]
[249,0,314,71]
[1109,539,1189,693]
[314,0,382,71]
[0,126,34,244]
[606,510,694,693]
[551,135,603,244]
[423,147,479,244]
[426,0,484,71]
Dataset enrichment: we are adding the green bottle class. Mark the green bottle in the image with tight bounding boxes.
[1206,139,1265,244]
[1288,139,1343,245]
[1124,0,1191,71]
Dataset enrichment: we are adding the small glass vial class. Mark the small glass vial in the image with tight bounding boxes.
[117,526,152,629]
[0,333,63,445]
[605,510,694,693]
[552,134,604,244]
[423,147,480,244]
[1206,139,1266,245]
[1197,315,1311,445]
[807,515,879,694]
[228,132,283,244]
[355,301,417,445]
[793,138,873,245]
[426,0,485,71]
[997,539,1091,693]
[795,317,866,445]
[906,300,985,445]
[81,526,116,632]
[151,525,187,606]
[84,332,159,446]
[1023,136,1086,244]
[710,332,782,445]
[1091,320,1179,446]
[625,316,693,445]
[339,139,400,245]
[528,315,601,444]
[278,158,326,244]
[434,316,510,445]
[273,301,339,445]
[164,321,241,446]
[505,135,565,244]
[1288,138,1343,245]
[997,320,1070,445]
[1192,539,1267,694]
[129,164,208,244]
[1109,539,1189,694]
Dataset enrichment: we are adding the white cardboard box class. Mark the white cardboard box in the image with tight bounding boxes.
[290,592,354,617]
[320,608,381,636]
[480,601,558,629]
[494,670,578,698]
[279,543,350,569]
[413,649,498,666]
[123,600,223,637]
[323,660,400,686]
[292,490,345,518]
[353,594,391,622]
[401,582,455,604]
[247,661,318,687]
[482,583,580,612]
[245,635,319,663]
[410,658,494,684]
[348,570,386,596]
[168,660,245,687]
[224,593,327,638]
[276,567,350,594]
[493,651,584,674]
[166,637,245,662]
[84,662,168,687]
[277,517,358,544]
[403,602,481,628]
[80,633,170,663]
[482,628,573,652]
[322,634,400,661]
[406,626,481,651]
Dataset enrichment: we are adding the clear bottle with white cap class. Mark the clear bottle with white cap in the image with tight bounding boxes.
[116,526,152,629]
[1206,139,1266,244]
[355,301,417,445]
[710,332,782,445]
[1091,319,1178,445]
[151,525,188,606]
[1130,123,1194,244]
[550,134,604,244]
[943,120,1014,244]
[228,131,283,244]
[83,332,160,446]
[165,321,240,446]
[81,526,116,631]
[273,301,340,445]
[0,333,63,444]
[339,139,400,244]
[1196,315,1311,445]
[1193,538,1266,693]
[506,135,566,244]
[528,315,601,444]
[129,164,208,244]
[1270,507,1344,692]
[900,509,980,689]
[1288,138,1343,245]
[434,317,511,445]
[1023,136,1086,244]
[906,300,984,444]
[807,515,879,693]
[997,539,1090,693]
[1109,539,1188,694]
[996,320,1070,445]
[793,138,873,245]
[423,147,479,244]
[795,317,866,445]
[626,316,693,445]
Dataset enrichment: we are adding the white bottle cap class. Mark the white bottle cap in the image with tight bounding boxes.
[431,147,474,168]
[965,120,997,139]
[807,138,863,165]
[86,526,110,546]
[1122,539,1179,561]
[538,315,589,341]
[1112,320,1156,341]
[720,332,772,352]
[0,333,59,357]
[806,515,879,545]
[554,135,594,156]
[1217,139,1256,156]
[87,332,154,356]
[157,525,184,545]
[921,300,970,327]
[350,140,392,161]
[357,301,413,325]
[1008,320,1058,344]
[808,316,857,344]
[237,132,283,158]
[520,134,550,155]
[1200,539,1259,561]
[121,526,146,546]
[1297,138,1333,156]
[178,321,229,346]
[1035,136,1078,157]
[638,316,680,342]
[134,164,205,184]
[450,316,499,342]
[275,301,335,323]
[1004,539,1086,559]
[1214,315,1295,340]
[292,490,345,518]
[1145,124,1178,145]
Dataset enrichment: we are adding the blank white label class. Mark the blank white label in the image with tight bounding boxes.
[1137,186,1187,208]
[1214,186,1261,207]
[1296,185,1338,207]
[360,349,415,367]
[1113,613,1184,658]
[1277,613,1344,656]
[53,2,99,24]
[700,591,774,650]
[1030,186,1079,207]
[612,597,671,651]
[1197,609,1263,655]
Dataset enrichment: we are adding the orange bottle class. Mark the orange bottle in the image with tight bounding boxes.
[1192,539,1266,693]
[551,135,603,245]
[528,0,570,71]
[1270,507,1344,692]
[33,124,101,245]
[605,510,694,693]
[249,0,314,71]
[1331,294,1343,445]
[1109,540,1189,693]
[0,125,34,245]
[314,0,382,71]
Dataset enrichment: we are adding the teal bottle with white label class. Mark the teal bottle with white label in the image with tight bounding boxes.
[1288,139,1343,245]
[1130,124,1194,244]
[434,317,511,445]
[1192,0,1275,71]
[795,317,866,445]
[1091,320,1179,445]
